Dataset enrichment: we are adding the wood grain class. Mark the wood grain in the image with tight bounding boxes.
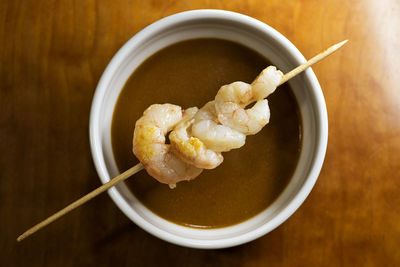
[1,0,399,266]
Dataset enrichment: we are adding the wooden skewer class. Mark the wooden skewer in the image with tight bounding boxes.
[17,163,144,242]
[17,40,347,242]
[279,40,348,85]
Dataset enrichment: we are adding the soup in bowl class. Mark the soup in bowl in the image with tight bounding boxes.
[89,9,327,249]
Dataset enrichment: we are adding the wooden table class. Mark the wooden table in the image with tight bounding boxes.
[1,1,399,266]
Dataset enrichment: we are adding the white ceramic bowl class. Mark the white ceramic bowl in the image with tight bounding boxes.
[89,9,328,249]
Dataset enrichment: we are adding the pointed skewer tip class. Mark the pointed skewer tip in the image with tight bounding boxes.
[337,39,348,47]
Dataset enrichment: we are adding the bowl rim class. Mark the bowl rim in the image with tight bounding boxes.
[89,9,328,249]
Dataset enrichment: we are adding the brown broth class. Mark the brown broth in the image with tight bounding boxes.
[111,38,301,228]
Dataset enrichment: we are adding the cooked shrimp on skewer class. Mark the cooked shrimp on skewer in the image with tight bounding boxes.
[251,66,284,100]
[133,104,203,188]
[214,66,283,135]
[191,101,246,152]
[215,82,271,135]
[133,66,283,186]
[169,107,223,169]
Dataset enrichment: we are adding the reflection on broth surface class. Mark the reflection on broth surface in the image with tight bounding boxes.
[111,38,301,228]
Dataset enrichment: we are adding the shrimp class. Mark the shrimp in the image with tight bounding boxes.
[170,107,224,169]
[251,66,284,100]
[133,104,202,188]
[191,101,246,152]
[214,82,270,135]
[214,66,283,135]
